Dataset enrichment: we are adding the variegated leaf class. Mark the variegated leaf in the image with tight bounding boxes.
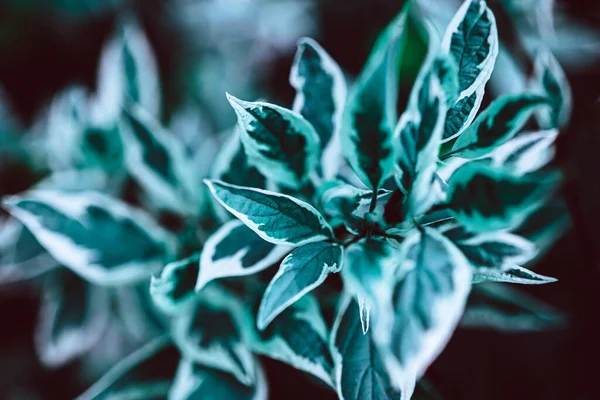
[196,220,290,291]
[226,94,320,190]
[291,38,347,180]
[150,253,201,315]
[3,190,176,285]
[204,180,333,246]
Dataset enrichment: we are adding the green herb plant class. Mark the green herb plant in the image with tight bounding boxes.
[1,0,571,399]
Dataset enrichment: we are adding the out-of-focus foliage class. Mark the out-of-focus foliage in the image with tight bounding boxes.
[0,0,581,398]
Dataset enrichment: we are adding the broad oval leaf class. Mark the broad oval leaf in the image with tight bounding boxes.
[120,104,202,216]
[331,296,402,400]
[532,49,572,129]
[446,162,557,232]
[169,360,267,400]
[36,268,110,367]
[290,38,347,180]
[447,94,550,159]
[77,336,178,400]
[226,94,320,190]
[247,295,334,387]
[196,220,290,291]
[460,283,566,332]
[383,227,471,396]
[3,190,176,286]
[172,294,256,386]
[204,180,333,246]
[472,265,557,285]
[441,0,498,141]
[91,17,161,124]
[341,6,409,190]
[0,218,58,284]
[257,242,343,330]
[150,253,200,315]
[394,55,450,216]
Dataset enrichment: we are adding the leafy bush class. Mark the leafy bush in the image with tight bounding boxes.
[0,0,571,398]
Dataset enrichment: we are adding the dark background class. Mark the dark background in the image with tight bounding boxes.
[1,0,599,398]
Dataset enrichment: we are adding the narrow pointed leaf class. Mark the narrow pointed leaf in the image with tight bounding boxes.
[341,6,409,190]
[384,228,471,394]
[446,162,557,232]
[532,49,572,129]
[291,38,347,179]
[205,180,333,246]
[258,242,343,330]
[448,94,550,159]
[77,337,178,400]
[226,94,320,190]
[472,265,557,285]
[3,190,175,285]
[331,296,402,400]
[120,104,201,216]
[150,253,200,315]
[36,269,110,367]
[196,220,290,291]
[441,0,499,141]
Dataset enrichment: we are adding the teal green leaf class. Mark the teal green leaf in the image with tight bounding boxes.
[3,190,176,286]
[460,283,566,332]
[383,227,471,395]
[441,227,537,269]
[77,336,178,400]
[441,0,498,141]
[173,293,256,386]
[532,49,572,129]
[169,360,267,400]
[204,180,333,246]
[247,295,334,387]
[394,55,450,216]
[448,94,550,159]
[341,5,409,190]
[226,94,320,190]
[196,220,290,291]
[290,38,347,180]
[36,268,110,367]
[258,242,343,330]
[150,253,201,315]
[211,125,266,189]
[331,296,402,400]
[446,162,557,232]
[487,129,558,175]
[342,238,398,341]
[121,104,202,216]
[472,265,557,285]
[0,218,58,284]
[93,17,161,122]
[80,124,125,173]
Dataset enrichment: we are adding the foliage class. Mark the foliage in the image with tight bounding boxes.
[0,0,571,398]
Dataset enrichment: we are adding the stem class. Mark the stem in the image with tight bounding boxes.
[368,189,378,213]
